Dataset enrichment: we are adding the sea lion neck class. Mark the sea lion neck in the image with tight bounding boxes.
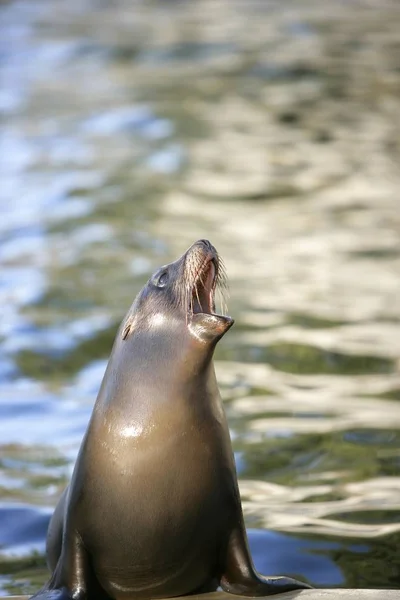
[122,318,220,378]
[95,324,219,412]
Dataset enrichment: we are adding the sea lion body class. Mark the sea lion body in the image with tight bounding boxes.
[33,240,310,599]
[48,347,235,599]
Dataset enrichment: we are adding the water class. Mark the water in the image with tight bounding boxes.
[1,0,400,595]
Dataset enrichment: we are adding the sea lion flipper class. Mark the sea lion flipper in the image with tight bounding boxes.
[31,531,90,600]
[220,525,312,595]
[46,487,69,572]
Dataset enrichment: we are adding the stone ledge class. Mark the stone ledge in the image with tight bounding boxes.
[8,590,399,600]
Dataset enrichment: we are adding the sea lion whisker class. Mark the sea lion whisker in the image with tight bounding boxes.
[218,288,228,317]
[217,288,223,316]
[183,284,190,314]
[216,259,228,289]
[194,284,202,313]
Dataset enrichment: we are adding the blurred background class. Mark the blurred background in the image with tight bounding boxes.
[1,0,400,595]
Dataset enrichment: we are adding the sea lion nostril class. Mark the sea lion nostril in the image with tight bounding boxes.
[198,239,212,250]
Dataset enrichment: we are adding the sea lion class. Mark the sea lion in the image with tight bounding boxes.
[31,240,311,599]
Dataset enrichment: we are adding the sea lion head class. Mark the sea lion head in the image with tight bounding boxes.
[122,240,234,347]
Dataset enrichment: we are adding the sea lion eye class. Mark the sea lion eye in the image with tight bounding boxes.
[156,272,168,288]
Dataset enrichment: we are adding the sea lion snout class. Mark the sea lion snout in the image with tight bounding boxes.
[194,238,215,252]
[178,240,233,343]
[184,238,218,269]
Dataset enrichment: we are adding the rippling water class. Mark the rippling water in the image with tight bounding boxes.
[1,0,400,596]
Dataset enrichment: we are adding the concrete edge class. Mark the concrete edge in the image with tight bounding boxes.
[7,589,399,599]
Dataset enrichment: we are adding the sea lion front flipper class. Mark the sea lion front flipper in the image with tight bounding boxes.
[31,531,90,600]
[220,525,312,596]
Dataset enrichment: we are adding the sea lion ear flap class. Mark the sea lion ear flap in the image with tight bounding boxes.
[122,313,135,340]
[121,292,144,340]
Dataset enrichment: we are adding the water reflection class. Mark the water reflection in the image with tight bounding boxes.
[1,0,400,596]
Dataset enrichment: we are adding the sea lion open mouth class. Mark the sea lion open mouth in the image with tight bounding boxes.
[191,258,217,315]
[186,241,228,319]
